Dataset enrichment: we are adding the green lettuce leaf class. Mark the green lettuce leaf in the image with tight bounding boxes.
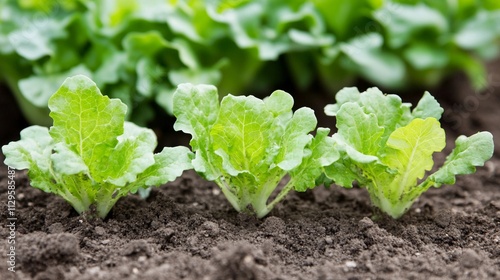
[340,33,405,88]
[374,3,448,49]
[207,0,333,60]
[290,128,339,192]
[419,132,494,188]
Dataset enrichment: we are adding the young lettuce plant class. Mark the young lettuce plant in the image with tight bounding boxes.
[323,87,494,219]
[173,84,338,218]
[2,75,192,218]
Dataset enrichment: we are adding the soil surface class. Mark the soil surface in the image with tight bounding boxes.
[1,60,500,280]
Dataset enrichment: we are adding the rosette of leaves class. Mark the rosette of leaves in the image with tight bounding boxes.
[2,75,192,218]
[173,83,338,217]
[323,87,494,218]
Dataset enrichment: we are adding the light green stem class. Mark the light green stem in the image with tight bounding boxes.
[216,178,242,212]
[256,179,295,218]
[374,194,415,219]
[95,183,121,218]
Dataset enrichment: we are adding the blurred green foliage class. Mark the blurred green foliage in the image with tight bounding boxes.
[1,0,499,125]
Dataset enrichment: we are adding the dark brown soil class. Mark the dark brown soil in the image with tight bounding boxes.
[1,61,500,280]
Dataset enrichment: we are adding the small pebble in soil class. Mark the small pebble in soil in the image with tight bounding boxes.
[345,261,357,268]
[95,226,106,236]
[433,209,453,228]
[325,236,333,245]
[243,255,253,265]
[201,221,220,237]
[122,240,152,257]
[358,217,374,230]
[87,266,101,275]
[48,222,65,234]
[150,220,162,229]
[459,249,482,268]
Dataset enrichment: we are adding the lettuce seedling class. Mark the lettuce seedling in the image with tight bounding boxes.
[173,84,338,218]
[2,75,192,218]
[323,87,494,218]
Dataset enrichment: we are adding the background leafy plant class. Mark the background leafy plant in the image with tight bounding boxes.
[1,0,499,126]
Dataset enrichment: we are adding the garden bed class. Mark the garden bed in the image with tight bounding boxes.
[1,63,500,279]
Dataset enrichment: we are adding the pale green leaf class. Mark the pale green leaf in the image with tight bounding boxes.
[336,102,384,157]
[264,90,294,116]
[168,67,222,86]
[104,122,156,186]
[383,118,445,198]
[275,107,316,171]
[51,143,89,175]
[288,29,334,47]
[211,94,273,174]
[333,134,379,164]
[374,3,448,48]
[345,48,406,89]
[171,38,200,69]
[423,131,494,187]
[48,75,127,181]
[3,126,52,170]
[403,43,448,70]
[93,52,127,85]
[123,30,170,58]
[172,83,220,180]
[165,9,202,42]
[2,126,55,193]
[18,65,92,107]
[357,88,406,143]
[340,33,406,88]
[324,87,360,116]
[411,91,444,120]
[455,11,500,50]
[323,155,359,188]
[8,17,68,60]
[132,146,194,191]
[291,128,339,191]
